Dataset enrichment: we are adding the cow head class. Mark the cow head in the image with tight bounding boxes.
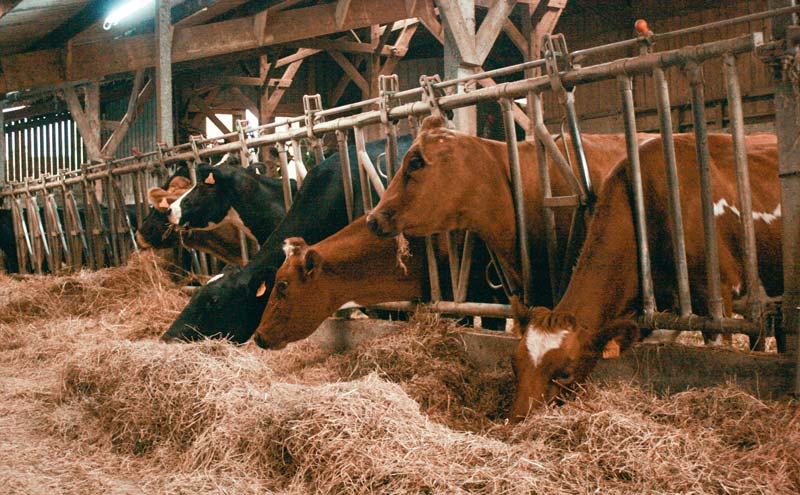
[168,155,237,228]
[160,263,272,343]
[508,300,639,422]
[252,237,331,350]
[367,115,476,237]
[135,174,192,249]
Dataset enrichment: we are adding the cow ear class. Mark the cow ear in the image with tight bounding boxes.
[204,172,216,185]
[510,296,528,337]
[148,187,167,208]
[303,249,323,278]
[588,319,640,358]
[168,176,191,191]
[421,115,446,131]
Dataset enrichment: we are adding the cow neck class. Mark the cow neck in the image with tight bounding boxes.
[225,173,281,242]
[461,138,523,289]
[553,167,641,331]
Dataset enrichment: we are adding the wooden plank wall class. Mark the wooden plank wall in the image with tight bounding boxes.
[543,0,775,133]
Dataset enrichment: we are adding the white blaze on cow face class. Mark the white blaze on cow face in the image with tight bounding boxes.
[167,185,195,225]
[713,198,782,225]
[525,326,569,367]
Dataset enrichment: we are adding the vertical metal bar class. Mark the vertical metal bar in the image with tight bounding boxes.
[353,127,373,214]
[276,141,293,210]
[0,101,5,185]
[354,126,386,198]
[723,53,767,348]
[104,173,120,266]
[313,138,325,165]
[654,66,693,318]
[499,98,532,305]
[445,231,461,296]
[385,122,399,182]
[686,64,725,323]
[335,130,355,223]
[532,92,561,306]
[425,236,442,302]
[455,230,474,303]
[618,75,657,316]
[562,92,594,204]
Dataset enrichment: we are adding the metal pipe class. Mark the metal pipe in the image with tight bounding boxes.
[653,66,693,318]
[335,130,354,223]
[618,75,656,316]
[445,231,461,296]
[455,231,474,303]
[276,141,293,211]
[353,126,386,197]
[723,53,767,342]
[425,236,442,302]
[561,91,594,204]
[532,122,586,201]
[385,122,399,182]
[500,98,532,305]
[373,301,514,319]
[686,64,725,323]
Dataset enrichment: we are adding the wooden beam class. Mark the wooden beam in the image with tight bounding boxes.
[435,0,479,66]
[61,86,103,161]
[328,55,365,107]
[102,70,146,157]
[417,0,444,44]
[259,55,270,125]
[192,95,231,134]
[200,76,264,87]
[175,0,251,27]
[335,0,352,29]
[474,0,517,63]
[156,0,174,146]
[379,23,419,77]
[288,38,397,56]
[1,0,429,93]
[503,18,528,58]
[275,48,321,68]
[328,51,369,94]
[264,58,304,117]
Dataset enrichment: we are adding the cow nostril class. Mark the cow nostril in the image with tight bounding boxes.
[366,215,380,234]
[253,333,269,349]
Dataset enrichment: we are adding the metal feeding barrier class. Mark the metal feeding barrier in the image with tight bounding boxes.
[1,5,798,382]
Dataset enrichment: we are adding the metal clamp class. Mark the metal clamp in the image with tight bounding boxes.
[419,74,445,119]
[542,33,573,103]
[189,135,204,163]
[303,94,323,139]
[378,74,399,125]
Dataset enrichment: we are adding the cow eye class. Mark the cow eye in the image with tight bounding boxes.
[553,369,574,385]
[276,280,289,293]
[406,156,425,172]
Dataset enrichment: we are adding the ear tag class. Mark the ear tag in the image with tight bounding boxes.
[256,281,267,297]
[204,173,216,185]
[158,197,169,209]
[602,340,621,359]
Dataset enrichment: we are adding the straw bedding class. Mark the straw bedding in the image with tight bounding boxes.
[0,257,797,494]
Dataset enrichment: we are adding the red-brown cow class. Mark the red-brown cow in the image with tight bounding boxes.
[507,133,781,419]
[367,115,654,308]
[251,217,427,350]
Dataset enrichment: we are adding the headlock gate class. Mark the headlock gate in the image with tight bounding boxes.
[1,3,798,390]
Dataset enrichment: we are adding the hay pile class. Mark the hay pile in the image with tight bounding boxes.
[0,261,797,494]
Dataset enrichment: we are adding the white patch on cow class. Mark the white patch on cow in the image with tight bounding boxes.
[337,301,363,310]
[713,198,782,224]
[207,273,225,284]
[638,136,658,148]
[282,240,294,258]
[167,185,195,225]
[732,284,742,297]
[525,326,569,367]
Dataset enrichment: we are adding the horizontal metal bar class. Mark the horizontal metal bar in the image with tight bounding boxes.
[371,301,514,319]
[636,312,787,337]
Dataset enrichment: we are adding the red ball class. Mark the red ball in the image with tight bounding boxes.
[635,19,649,34]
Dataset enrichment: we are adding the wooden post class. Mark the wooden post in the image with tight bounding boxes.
[156,0,174,146]
[440,0,477,134]
[259,54,271,126]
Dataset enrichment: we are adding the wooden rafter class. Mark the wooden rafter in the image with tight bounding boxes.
[379,22,419,77]
[335,0,352,28]
[475,0,518,62]
[417,0,444,44]
[436,0,518,66]
[275,48,321,68]
[102,70,148,157]
[0,0,431,93]
[263,56,305,118]
[192,94,231,135]
[61,83,102,161]
[328,51,369,94]
[0,0,22,20]
[503,18,529,58]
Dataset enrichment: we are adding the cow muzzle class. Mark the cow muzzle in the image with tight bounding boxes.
[366,210,398,237]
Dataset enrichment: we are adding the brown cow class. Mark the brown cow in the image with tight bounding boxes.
[136,174,256,266]
[251,217,426,350]
[508,133,781,420]
[367,115,654,307]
